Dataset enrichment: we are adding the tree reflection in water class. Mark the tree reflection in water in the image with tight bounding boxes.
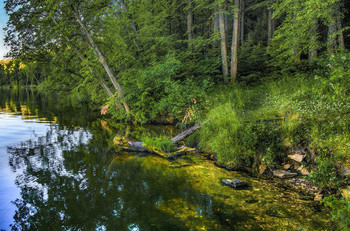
[7,124,242,231]
[2,88,330,230]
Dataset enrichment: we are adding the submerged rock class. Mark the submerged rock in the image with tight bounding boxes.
[221,179,248,188]
[285,177,320,195]
[273,170,298,179]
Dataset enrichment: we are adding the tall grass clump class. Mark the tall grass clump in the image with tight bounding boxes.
[198,83,287,169]
[198,52,350,190]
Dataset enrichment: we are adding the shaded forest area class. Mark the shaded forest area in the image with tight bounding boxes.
[2,0,350,228]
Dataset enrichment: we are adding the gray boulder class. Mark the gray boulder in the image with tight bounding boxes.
[222,179,248,188]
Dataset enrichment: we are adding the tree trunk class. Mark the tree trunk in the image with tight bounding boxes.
[56,15,125,112]
[240,0,244,45]
[218,3,229,77]
[230,0,239,83]
[328,21,337,55]
[54,14,124,111]
[267,8,273,45]
[187,0,193,50]
[72,7,130,113]
[224,4,229,40]
[170,123,202,143]
[113,123,202,157]
[71,45,124,110]
[337,18,345,49]
[308,20,318,64]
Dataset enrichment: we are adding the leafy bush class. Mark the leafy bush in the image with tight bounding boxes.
[122,54,211,124]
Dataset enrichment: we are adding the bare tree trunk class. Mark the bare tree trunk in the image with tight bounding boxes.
[230,0,239,83]
[240,0,244,45]
[337,18,345,49]
[218,3,229,77]
[308,20,318,64]
[170,123,202,143]
[72,45,124,110]
[97,79,124,111]
[187,0,193,50]
[52,16,124,111]
[328,21,337,55]
[114,123,202,156]
[224,0,229,39]
[267,8,273,45]
[72,7,130,113]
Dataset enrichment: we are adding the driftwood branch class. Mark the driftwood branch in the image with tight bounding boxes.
[113,123,203,157]
[170,123,202,144]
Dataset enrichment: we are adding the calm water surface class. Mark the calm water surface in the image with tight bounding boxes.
[0,88,331,230]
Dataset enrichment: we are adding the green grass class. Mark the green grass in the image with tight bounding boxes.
[141,136,177,153]
[196,53,350,192]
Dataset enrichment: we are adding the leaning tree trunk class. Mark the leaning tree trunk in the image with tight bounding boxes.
[72,7,130,113]
[69,41,124,110]
[230,0,239,83]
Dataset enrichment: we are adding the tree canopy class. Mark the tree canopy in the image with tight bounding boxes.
[3,0,349,122]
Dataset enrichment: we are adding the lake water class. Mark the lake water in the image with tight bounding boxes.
[0,88,331,230]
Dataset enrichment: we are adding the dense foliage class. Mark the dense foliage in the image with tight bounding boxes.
[2,0,350,228]
[2,0,347,122]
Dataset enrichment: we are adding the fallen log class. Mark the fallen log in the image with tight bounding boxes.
[113,122,203,158]
[170,123,202,143]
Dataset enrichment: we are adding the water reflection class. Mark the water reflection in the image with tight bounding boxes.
[7,126,228,230]
[0,88,332,230]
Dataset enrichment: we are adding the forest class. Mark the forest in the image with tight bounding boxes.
[1,0,350,228]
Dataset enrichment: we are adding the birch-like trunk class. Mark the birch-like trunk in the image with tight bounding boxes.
[52,17,124,111]
[72,45,124,110]
[72,7,130,113]
[218,3,228,77]
[230,0,239,83]
[187,0,193,50]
